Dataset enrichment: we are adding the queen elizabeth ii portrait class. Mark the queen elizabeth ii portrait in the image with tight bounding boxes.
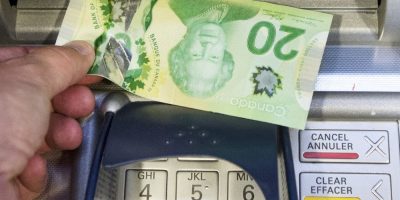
[168,0,258,97]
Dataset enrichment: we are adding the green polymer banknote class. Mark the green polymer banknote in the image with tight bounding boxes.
[57,0,332,129]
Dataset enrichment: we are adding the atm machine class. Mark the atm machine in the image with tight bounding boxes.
[1,0,400,200]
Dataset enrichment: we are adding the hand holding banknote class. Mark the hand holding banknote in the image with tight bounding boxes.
[0,42,96,200]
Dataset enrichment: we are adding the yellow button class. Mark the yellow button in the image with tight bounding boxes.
[305,197,360,200]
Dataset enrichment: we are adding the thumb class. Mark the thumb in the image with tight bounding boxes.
[1,40,95,98]
[0,176,18,200]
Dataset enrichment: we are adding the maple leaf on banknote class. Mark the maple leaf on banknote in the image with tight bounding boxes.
[137,53,150,66]
[123,77,145,92]
[252,66,282,97]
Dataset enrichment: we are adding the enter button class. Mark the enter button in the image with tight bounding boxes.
[300,130,389,163]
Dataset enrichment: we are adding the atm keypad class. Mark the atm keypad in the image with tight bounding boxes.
[118,159,266,200]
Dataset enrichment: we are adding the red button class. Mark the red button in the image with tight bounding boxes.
[303,152,359,159]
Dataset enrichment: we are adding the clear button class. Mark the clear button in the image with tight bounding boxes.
[301,173,391,200]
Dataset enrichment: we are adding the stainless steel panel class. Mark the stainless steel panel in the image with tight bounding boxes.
[379,0,400,43]
[315,46,400,92]
[17,0,69,9]
[327,11,378,43]
[264,0,378,9]
[309,92,400,120]
[0,0,66,44]
[319,47,400,74]
[0,0,17,42]
[15,10,65,42]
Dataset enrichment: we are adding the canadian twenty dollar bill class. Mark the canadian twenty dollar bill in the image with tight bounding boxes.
[57,0,332,129]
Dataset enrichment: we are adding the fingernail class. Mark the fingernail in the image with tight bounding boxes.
[64,41,93,55]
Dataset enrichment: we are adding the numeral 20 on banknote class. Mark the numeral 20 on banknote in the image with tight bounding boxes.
[248,21,305,61]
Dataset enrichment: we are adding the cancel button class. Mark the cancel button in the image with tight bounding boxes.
[300,130,389,163]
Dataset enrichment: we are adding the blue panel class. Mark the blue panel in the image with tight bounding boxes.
[103,102,280,200]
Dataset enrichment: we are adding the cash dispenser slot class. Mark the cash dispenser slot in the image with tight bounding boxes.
[261,0,380,43]
[1,0,399,44]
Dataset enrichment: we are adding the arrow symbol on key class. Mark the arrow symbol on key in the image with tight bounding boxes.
[371,179,384,200]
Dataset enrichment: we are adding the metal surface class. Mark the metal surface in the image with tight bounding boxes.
[0,0,17,42]
[315,46,400,92]
[327,11,378,44]
[17,0,69,9]
[35,152,73,200]
[14,9,65,42]
[100,92,130,115]
[379,0,400,43]
[0,0,67,44]
[309,92,400,120]
[70,92,109,200]
[261,0,378,9]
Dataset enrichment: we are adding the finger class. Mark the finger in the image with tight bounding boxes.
[52,85,95,118]
[18,155,47,193]
[46,113,82,150]
[1,40,95,98]
[78,75,103,85]
[0,47,30,62]
[18,182,41,200]
[0,176,18,200]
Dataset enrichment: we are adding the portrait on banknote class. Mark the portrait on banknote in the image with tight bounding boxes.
[168,0,258,97]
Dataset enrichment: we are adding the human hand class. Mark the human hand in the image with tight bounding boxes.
[0,41,97,199]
